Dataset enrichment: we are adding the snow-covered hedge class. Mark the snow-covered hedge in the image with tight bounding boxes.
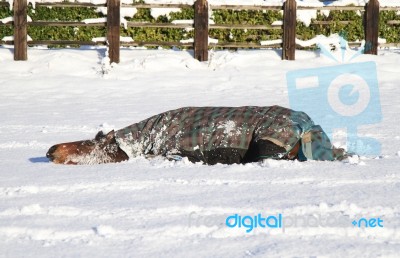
[1,3,400,47]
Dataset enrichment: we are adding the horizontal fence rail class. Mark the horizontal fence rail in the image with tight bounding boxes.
[0,0,399,62]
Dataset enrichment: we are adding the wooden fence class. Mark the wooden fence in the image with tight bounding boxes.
[0,0,399,62]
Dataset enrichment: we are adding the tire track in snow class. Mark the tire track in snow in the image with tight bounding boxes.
[1,175,398,246]
[0,141,49,149]
[0,222,398,245]
[0,124,98,133]
[1,202,398,219]
[1,177,399,198]
[0,202,398,244]
[0,181,158,197]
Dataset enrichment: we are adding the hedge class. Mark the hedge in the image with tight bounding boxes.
[1,3,400,47]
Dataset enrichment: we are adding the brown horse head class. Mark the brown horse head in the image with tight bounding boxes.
[46,130,129,165]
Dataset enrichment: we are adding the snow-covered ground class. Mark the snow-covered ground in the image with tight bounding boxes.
[0,44,399,257]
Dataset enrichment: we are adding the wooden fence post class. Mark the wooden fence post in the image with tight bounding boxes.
[194,0,208,62]
[364,0,379,55]
[282,0,296,60]
[107,0,120,63]
[14,0,27,61]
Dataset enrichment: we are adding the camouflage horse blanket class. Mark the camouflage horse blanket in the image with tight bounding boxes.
[115,105,345,164]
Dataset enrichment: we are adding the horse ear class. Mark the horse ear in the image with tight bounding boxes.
[105,130,115,142]
[95,131,105,140]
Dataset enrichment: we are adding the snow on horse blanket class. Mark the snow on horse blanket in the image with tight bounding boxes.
[46,105,346,165]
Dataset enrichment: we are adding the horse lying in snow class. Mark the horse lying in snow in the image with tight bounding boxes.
[46,105,348,165]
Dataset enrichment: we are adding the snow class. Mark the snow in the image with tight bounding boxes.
[151,8,181,19]
[180,37,218,44]
[271,20,283,26]
[91,36,106,42]
[294,34,350,47]
[2,35,33,41]
[82,17,107,24]
[180,38,194,43]
[119,36,134,42]
[297,9,317,27]
[91,36,134,43]
[260,39,282,46]
[0,17,13,24]
[1,0,400,256]
[171,19,193,24]
[1,40,400,257]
